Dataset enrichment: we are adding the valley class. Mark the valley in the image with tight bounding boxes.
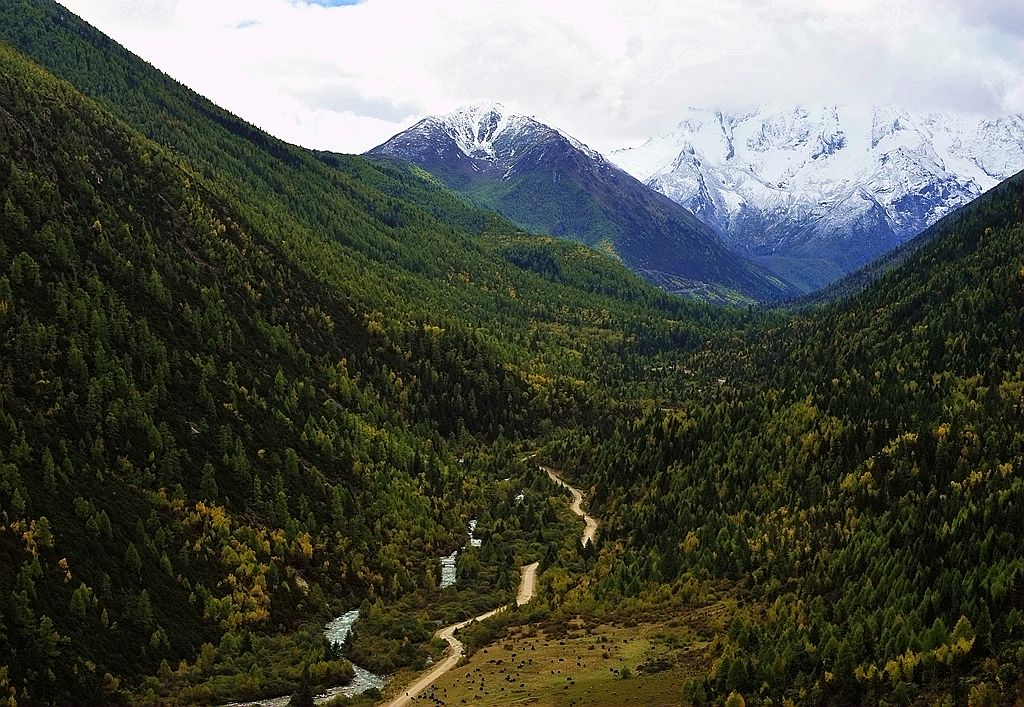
[384,465,597,706]
[0,2,1021,706]
[387,463,598,704]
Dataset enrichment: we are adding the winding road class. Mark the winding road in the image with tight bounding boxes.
[542,466,598,546]
[385,561,539,707]
[382,466,596,707]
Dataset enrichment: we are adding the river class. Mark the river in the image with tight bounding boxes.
[228,466,595,707]
[439,519,482,589]
[221,610,385,707]
[323,610,387,699]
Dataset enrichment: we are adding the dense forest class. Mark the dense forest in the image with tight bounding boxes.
[0,13,709,705]
[549,172,1024,703]
[0,1,1022,705]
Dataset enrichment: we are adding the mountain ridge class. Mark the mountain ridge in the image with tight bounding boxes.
[369,103,799,303]
[611,104,1024,290]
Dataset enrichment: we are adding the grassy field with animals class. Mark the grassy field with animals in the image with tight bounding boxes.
[394,597,740,706]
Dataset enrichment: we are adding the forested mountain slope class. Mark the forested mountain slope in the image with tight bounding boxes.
[0,0,718,345]
[551,170,1024,702]
[0,39,497,704]
[0,9,725,705]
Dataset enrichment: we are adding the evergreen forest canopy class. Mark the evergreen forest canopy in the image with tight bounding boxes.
[548,172,1024,703]
[0,1,1021,704]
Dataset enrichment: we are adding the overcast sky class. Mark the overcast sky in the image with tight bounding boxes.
[61,0,1024,154]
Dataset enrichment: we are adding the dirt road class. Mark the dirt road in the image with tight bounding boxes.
[384,561,538,707]
[543,466,599,546]
[382,464,599,707]
[516,561,538,605]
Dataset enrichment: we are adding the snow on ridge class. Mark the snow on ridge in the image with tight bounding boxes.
[609,104,1024,252]
[555,128,605,163]
[435,102,528,159]
[423,101,608,168]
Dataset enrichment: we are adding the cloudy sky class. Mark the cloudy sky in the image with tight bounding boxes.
[61,0,1024,154]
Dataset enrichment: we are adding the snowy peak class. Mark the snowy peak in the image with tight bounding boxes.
[611,105,1024,289]
[368,102,799,303]
[616,105,1024,190]
[371,101,611,182]
[431,102,534,160]
[423,102,608,164]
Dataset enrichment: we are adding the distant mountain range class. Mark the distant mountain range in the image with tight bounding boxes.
[611,105,1024,290]
[368,102,797,303]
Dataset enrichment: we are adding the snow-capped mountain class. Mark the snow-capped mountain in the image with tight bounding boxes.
[381,101,606,169]
[611,106,1024,290]
[369,102,798,302]
[369,101,598,183]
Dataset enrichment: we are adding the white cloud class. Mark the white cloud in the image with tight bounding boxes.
[60,0,1024,153]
